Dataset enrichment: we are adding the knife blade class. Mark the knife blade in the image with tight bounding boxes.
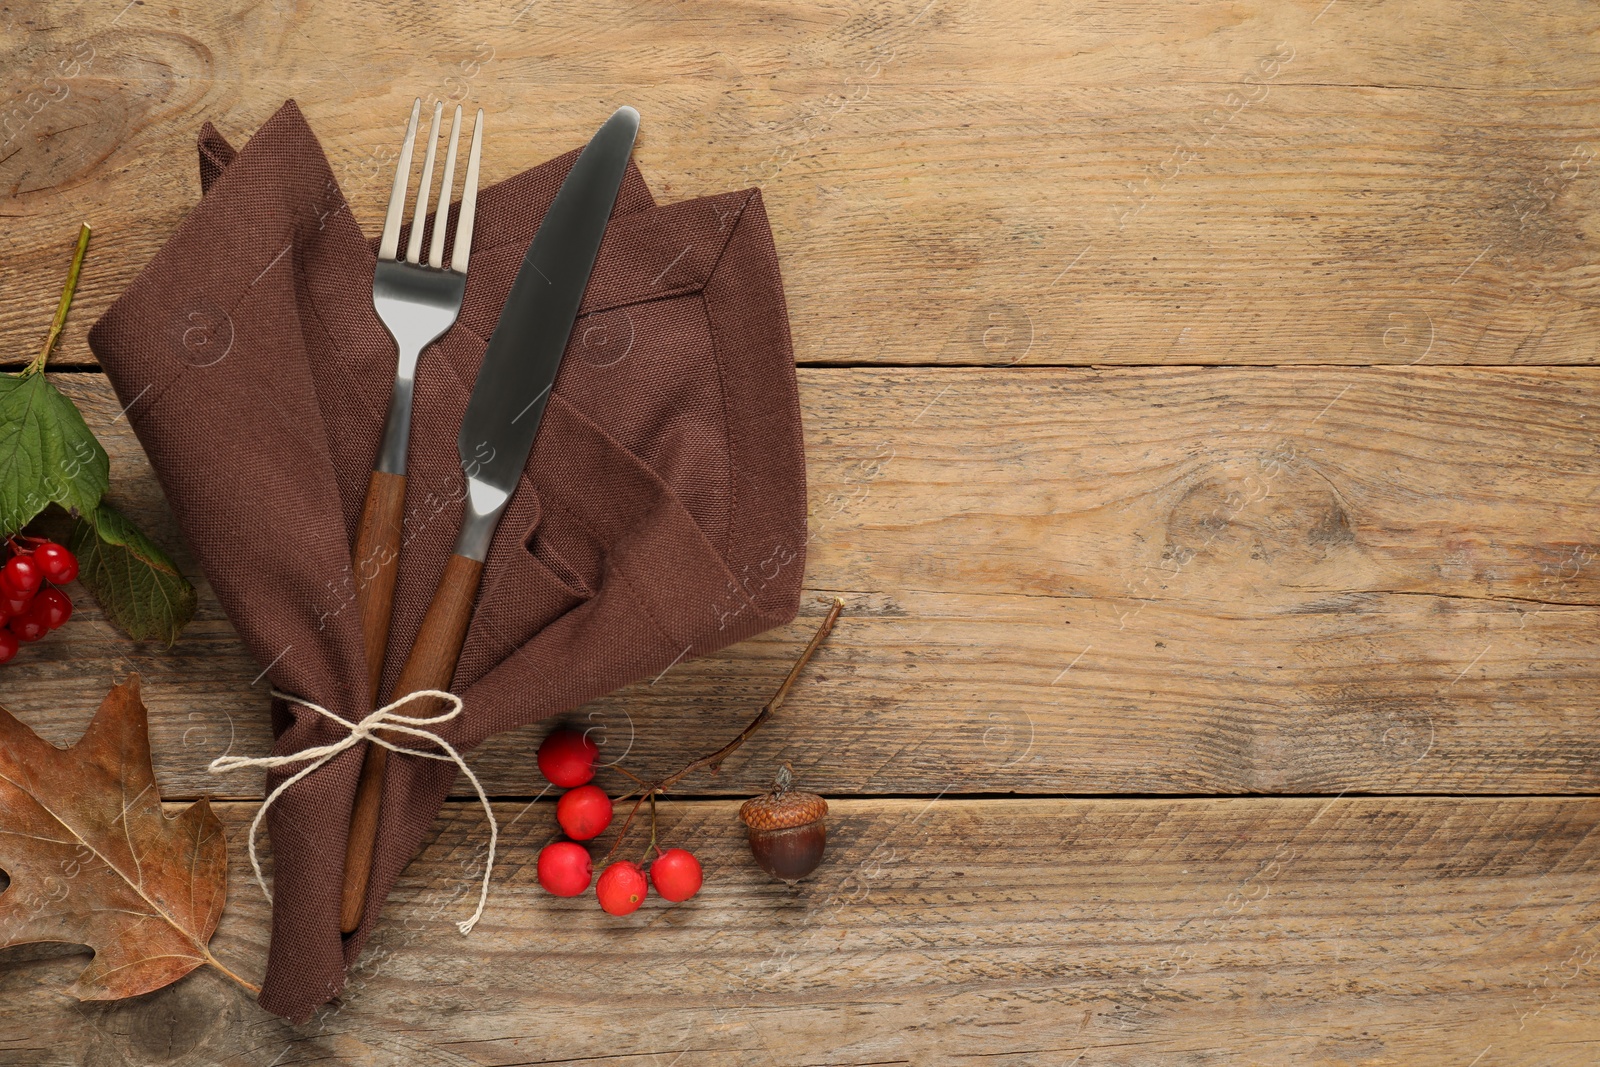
[340,106,640,934]
[454,103,638,558]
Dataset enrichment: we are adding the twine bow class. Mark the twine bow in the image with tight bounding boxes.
[208,688,498,935]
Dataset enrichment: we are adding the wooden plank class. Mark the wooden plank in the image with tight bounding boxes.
[4,1,1600,369]
[2,1,1595,1061]
[3,369,1594,799]
[4,796,1599,1064]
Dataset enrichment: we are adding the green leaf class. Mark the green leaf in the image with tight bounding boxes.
[0,372,110,535]
[69,503,197,646]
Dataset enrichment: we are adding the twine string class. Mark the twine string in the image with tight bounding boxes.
[207,687,498,935]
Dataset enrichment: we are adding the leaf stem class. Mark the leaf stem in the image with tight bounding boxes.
[203,949,261,996]
[600,597,845,863]
[25,223,91,378]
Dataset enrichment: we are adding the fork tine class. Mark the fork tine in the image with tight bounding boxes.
[405,101,445,265]
[428,106,464,270]
[378,98,422,262]
[450,109,484,273]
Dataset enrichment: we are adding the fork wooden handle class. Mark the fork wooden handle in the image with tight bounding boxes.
[340,552,485,934]
[339,468,407,934]
[353,470,406,702]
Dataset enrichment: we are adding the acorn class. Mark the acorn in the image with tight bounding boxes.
[739,763,828,882]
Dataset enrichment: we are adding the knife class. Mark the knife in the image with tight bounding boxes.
[340,105,641,934]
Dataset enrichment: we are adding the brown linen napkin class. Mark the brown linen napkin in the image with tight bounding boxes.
[87,100,806,1022]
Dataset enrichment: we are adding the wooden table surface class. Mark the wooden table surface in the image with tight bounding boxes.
[5,1,1600,1064]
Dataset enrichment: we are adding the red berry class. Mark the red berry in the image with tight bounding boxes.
[556,784,614,841]
[595,861,648,915]
[536,841,593,897]
[537,728,599,787]
[33,588,71,630]
[0,628,17,664]
[648,848,704,903]
[9,614,46,642]
[34,542,77,584]
[3,555,41,597]
[1,591,31,618]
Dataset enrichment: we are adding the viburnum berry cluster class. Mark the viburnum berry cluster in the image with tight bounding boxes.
[531,597,844,915]
[0,536,78,663]
[533,729,704,915]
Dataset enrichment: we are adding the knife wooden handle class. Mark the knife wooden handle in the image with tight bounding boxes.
[340,552,486,934]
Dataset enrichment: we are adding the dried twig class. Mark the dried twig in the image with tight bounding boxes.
[601,596,845,862]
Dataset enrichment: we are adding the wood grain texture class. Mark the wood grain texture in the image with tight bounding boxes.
[4,0,1600,369]
[341,733,391,932]
[5,1,1600,1056]
[344,551,487,931]
[352,468,406,706]
[342,468,404,929]
[4,796,1600,1065]
[387,553,487,703]
[13,370,1596,800]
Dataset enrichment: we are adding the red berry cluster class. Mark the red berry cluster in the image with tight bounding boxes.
[0,538,77,663]
[533,728,704,915]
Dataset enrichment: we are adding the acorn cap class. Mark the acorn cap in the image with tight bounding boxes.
[739,790,828,831]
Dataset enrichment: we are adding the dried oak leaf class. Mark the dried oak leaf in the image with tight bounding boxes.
[0,673,230,1000]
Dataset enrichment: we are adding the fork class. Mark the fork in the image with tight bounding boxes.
[342,97,484,935]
